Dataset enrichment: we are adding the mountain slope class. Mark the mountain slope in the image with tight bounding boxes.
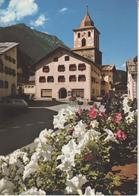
[0,23,66,80]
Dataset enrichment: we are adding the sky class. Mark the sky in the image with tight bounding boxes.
[0,0,137,70]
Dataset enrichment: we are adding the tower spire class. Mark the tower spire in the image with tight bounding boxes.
[86,5,89,15]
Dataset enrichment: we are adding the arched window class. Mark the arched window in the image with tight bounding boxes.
[58,65,65,72]
[78,63,86,71]
[69,64,76,71]
[78,75,86,82]
[78,33,80,38]
[88,31,91,37]
[43,66,49,73]
[47,76,54,83]
[58,76,65,82]
[69,75,76,82]
[82,38,86,47]
[39,76,46,83]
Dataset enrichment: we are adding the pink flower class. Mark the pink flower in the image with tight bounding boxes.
[113,113,122,124]
[114,130,127,141]
[88,106,97,119]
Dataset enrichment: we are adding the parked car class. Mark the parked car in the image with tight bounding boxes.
[0,97,28,110]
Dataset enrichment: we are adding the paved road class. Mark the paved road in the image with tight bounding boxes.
[0,107,57,155]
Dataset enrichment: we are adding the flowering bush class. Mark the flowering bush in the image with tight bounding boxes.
[0,97,137,195]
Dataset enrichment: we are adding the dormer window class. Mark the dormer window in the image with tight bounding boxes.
[43,66,49,73]
[53,57,58,62]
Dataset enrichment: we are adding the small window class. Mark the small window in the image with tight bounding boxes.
[88,31,91,37]
[58,76,65,82]
[78,63,86,71]
[69,64,76,71]
[65,56,69,61]
[101,81,105,85]
[78,33,80,38]
[4,55,8,60]
[12,58,16,64]
[0,59,3,72]
[43,66,49,73]
[0,80,3,88]
[92,77,95,83]
[39,76,46,83]
[47,76,54,83]
[4,66,8,74]
[58,65,65,72]
[78,75,86,82]
[69,75,76,82]
[53,57,58,62]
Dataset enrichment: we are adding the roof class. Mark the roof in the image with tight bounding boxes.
[80,13,94,28]
[35,46,101,71]
[0,42,19,55]
[101,65,116,71]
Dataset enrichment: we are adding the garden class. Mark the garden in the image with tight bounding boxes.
[0,96,137,195]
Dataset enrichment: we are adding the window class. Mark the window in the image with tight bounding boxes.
[101,81,105,85]
[92,77,96,83]
[0,80,3,88]
[82,38,86,47]
[4,55,8,60]
[88,31,91,37]
[58,65,65,72]
[4,81,8,88]
[4,66,8,74]
[69,75,76,82]
[53,57,58,62]
[12,58,16,64]
[0,59,3,72]
[39,76,46,83]
[58,76,65,82]
[78,63,86,71]
[72,89,84,98]
[78,33,80,38]
[78,75,86,82]
[65,56,69,61]
[41,89,52,98]
[43,66,49,73]
[47,76,54,83]
[69,64,76,71]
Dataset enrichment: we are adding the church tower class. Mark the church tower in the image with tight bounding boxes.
[72,7,102,65]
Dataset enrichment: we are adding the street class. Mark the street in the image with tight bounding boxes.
[0,101,64,155]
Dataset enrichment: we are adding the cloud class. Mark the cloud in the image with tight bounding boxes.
[30,14,47,27]
[0,0,38,25]
[59,7,68,14]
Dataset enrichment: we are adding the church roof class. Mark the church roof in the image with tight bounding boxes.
[80,7,94,28]
[101,65,116,71]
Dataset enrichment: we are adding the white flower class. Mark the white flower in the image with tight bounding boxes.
[57,139,80,172]
[125,111,136,124]
[104,129,118,143]
[88,129,101,141]
[20,187,46,195]
[84,186,104,196]
[99,105,106,113]
[23,152,40,180]
[0,178,15,195]
[90,120,99,129]
[66,174,87,194]
[73,120,87,139]
[53,110,67,129]
[8,149,29,165]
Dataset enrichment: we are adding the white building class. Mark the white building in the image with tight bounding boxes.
[35,10,102,101]
[0,42,18,98]
[126,56,137,100]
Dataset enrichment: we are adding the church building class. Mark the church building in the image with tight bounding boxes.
[35,9,102,100]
